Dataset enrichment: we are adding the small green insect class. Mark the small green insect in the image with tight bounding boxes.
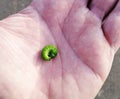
[41,45,58,61]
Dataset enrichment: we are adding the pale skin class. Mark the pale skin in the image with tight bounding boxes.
[0,0,120,99]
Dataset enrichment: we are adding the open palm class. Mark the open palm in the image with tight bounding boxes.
[0,0,120,99]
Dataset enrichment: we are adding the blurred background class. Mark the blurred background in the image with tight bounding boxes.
[0,0,120,99]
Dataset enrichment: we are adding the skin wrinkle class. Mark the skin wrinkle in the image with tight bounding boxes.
[49,25,69,99]
[62,0,89,29]
[55,24,86,97]
[76,10,101,41]
[78,63,102,98]
[61,0,77,28]
[56,23,91,99]
[60,6,87,60]
[34,7,57,46]
[83,60,103,82]
[37,0,66,25]
[62,6,105,81]
[57,22,83,99]
[72,73,82,95]
[70,75,81,98]
[75,71,98,99]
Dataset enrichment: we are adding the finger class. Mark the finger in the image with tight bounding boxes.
[103,0,120,51]
[90,0,117,20]
[30,0,88,24]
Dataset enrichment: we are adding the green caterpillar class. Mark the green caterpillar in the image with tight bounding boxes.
[41,45,58,61]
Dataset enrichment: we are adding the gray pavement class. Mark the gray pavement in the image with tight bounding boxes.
[0,0,120,99]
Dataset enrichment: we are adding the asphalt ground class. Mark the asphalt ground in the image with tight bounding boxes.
[0,0,120,99]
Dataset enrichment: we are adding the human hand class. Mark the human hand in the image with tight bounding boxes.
[0,0,120,99]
